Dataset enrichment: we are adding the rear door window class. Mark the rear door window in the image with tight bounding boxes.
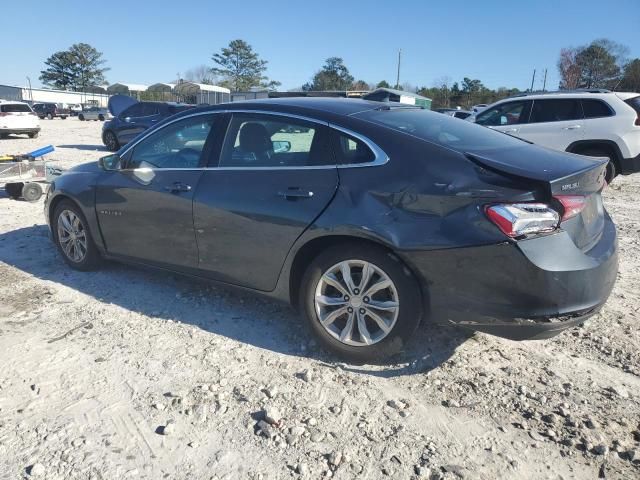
[475,101,530,126]
[529,99,581,123]
[333,131,375,165]
[581,99,613,118]
[141,103,159,116]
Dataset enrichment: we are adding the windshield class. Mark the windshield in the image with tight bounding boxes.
[356,108,527,152]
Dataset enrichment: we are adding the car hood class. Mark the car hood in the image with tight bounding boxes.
[107,94,137,117]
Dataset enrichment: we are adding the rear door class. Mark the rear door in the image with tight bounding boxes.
[192,112,339,291]
[517,98,585,150]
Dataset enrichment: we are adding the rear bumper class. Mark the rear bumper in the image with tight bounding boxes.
[0,127,40,135]
[401,216,618,340]
[619,153,640,175]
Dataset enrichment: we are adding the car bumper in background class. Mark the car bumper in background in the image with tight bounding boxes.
[619,153,640,175]
[402,215,618,340]
[0,127,40,135]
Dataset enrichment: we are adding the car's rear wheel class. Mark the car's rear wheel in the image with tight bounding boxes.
[98,114,104,121]
[300,243,422,362]
[53,200,101,271]
[103,130,119,151]
[78,114,85,121]
[47,113,53,120]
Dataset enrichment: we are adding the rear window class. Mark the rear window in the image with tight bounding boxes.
[625,96,640,115]
[582,99,613,118]
[0,104,32,113]
[356,108,528,152]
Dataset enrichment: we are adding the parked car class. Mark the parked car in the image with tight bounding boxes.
[470,90,640,182]
[78,106,110,122]
[46,98,617,361]
[101,96,194,151]
[32,103,69,120]
[68,104,83,116]
[434,108,472,120]
[0,100,40,138]
[471,104,488,114]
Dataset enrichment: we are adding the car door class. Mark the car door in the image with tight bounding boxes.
[192,112,339,291]
[115,103,145,144]
[474,100,532,137]
[516,98,585,151]
[95,113,222,268]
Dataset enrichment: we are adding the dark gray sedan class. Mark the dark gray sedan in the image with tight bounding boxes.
[45,98,617,361]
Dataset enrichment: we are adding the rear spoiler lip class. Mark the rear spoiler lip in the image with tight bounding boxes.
[465,152,607,196]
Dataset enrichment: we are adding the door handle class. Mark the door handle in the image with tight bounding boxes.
[277,189,314,200]
[563,125,582,130]
[502,128,519,133]
[164,182,192,193]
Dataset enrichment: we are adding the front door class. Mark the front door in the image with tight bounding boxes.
[193,112,339,291]
[95,113,220,268]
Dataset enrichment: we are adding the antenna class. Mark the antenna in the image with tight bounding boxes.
[530,69,536,92]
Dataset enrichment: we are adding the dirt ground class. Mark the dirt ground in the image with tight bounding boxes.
[0,120,639,480]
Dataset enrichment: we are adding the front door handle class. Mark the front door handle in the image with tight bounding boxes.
[502,128,519,134]
[277,189,314,200]
[164,182,192,193]
[563,125,582,130]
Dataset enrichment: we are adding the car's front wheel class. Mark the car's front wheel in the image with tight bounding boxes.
[78,114,85,121]
[300,243,422,362]
[53,200,101,271]
[103,130,119,151]
[47,113,53,120]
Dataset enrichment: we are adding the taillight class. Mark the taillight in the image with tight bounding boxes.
[485,203,560,238]
[554,195,587,221]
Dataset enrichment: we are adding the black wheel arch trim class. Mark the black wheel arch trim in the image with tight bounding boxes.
[47,191,106,253]
[566,140,623,168]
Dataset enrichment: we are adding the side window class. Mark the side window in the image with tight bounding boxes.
[219,114,333,167]
[475,101,528,126]
[529,99,581,123]
[141,103,159,116]
[582,99,613,119]
[122,104,143,118]
[334,132,375,165]
[127,114,216,169]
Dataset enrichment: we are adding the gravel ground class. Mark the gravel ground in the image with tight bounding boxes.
[0,120,639,479]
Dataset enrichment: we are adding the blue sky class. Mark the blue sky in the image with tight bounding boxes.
[1,0,638,91]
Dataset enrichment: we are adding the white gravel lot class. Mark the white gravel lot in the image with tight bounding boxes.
[0,119,639,479]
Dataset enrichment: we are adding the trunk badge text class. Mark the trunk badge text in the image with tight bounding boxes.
[100,210,123,216]
[561,182,580,191]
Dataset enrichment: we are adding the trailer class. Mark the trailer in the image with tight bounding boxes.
[0,145,64,202]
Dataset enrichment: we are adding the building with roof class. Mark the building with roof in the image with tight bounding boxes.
[0,84,109,106]
[173,82,231,105]
[106,83,149,98]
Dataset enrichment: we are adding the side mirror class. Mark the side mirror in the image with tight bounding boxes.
[272,140,291,153]
[99,154,121,171]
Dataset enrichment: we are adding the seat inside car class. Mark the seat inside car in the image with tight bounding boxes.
[235,122,274,165]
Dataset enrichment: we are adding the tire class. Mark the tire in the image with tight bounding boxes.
[28,131,39,139]
[98,114,104,121]
[5,182,23,199]
[52,200,101,271]
[61,116,67,120]
[78,114,85,121]
[300,243,422,362]
[579,148,617,183]
[47,113,53,120]
[103,130,119,151]
[38,116,45,120]
[21,182,43,202]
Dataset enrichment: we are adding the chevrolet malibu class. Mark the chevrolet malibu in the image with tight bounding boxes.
[44,98,618,361]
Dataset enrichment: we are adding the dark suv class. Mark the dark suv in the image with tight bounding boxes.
[102,101,194,151]
[32,103,69,120]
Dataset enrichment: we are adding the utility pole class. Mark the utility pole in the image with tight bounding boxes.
[542,68,548,91]
[25,76,33,103]
[396,49,401,89]
[530,69,536,92]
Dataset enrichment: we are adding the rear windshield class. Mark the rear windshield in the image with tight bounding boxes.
[1,104,32,113]
[626,96,640,115]
[356,108,527,152]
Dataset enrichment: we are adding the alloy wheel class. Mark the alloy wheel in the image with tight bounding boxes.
[105,131,118,151]
[57,210,88,262]
[314,260,399,346]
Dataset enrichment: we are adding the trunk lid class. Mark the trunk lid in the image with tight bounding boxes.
[466,145,608,251]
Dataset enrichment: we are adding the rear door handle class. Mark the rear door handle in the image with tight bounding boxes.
[563,125,582,130]
[164,182,192,193]
[277,189,314,200]
[502,128,519,133]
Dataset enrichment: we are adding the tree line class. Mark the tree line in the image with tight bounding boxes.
[39,38,640,109]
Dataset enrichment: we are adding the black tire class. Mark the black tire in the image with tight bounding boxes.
[78,114,85,121]
[5,182,23,199]
[52,200,101,271]
[103,130,119,151]
[38,116,45,120]
[579,148,617,183]
[300,243,423,362]
[21,182,43,202]
[98,114,104,121]
[47,113,53,120]
[28,131,39,139]
[61,116,67,120]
